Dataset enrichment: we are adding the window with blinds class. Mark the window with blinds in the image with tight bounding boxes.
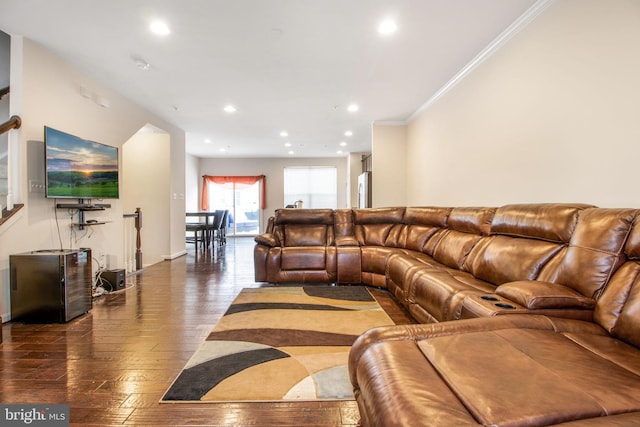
[283,166,337,209]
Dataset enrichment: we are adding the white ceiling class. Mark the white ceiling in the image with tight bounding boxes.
[0,0,538,158]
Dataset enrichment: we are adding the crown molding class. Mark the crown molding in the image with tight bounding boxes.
[407,0,555,123]
[373,120,408,126]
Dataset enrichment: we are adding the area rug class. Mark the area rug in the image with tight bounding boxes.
[161,285,395,402]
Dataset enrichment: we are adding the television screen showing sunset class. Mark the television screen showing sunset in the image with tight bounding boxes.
[45,127,119,199]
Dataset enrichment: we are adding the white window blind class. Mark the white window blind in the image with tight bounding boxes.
[283,166,337,209]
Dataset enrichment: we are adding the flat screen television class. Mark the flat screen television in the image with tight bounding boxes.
[45,126,119,199]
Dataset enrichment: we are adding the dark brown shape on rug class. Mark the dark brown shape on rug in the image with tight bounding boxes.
[207,328,358,347]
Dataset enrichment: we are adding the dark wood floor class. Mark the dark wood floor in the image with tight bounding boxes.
[0,237,414,426]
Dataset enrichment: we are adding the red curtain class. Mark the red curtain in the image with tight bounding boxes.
[201,175,266,211]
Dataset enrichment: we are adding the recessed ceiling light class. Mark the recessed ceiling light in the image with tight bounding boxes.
[288,150,294,155]
[340,142,347,147]
[378,20,397,35]
[223,105,237,113]
[347,104,359,113]
[284,142,292,147]
[219,147,226,152]
[280,131,288,137]
[344,130,353,137]
[150,20,171,35]
[337,150,343,154]
[204,138,212,144]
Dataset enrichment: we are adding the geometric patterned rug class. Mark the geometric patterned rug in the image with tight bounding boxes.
[161,285,395,402]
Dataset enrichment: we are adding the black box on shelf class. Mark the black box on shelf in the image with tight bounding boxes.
[102,269,126,291]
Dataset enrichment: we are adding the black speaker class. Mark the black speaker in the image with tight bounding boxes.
[101,269,126,291]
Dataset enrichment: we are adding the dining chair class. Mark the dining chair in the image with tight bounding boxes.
[186,213,207,248]
[209,210,228,246]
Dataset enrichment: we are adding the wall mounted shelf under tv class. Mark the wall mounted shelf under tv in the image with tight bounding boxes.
[73,221,111,228]
[55,203,111,210]
[55,201,111,230]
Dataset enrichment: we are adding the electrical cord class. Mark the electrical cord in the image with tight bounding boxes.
[54,198,64,251]
[92,257,108,297]
[91,258,136,298]
[68,208,80,248]
[107,281,136,294]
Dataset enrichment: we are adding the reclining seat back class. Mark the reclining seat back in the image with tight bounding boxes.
[334,208,355,241]
[593,212,640,348]
[394,207,497,322]
[385,207,451,301]
[430,207,496,270]
[266,208,337,283]
[463,204,589,286]
[353,207,405,287]
[537,207,638,299]
[273,208,335,247]
[397,207,451,254]
[333,209,366,284]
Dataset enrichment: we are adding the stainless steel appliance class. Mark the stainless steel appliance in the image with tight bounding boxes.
[10,249,92,323]
[358,172,372,208]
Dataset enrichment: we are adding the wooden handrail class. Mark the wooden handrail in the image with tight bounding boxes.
[123,208,143,271]
[0,203,24,227]
[0,115,22,135]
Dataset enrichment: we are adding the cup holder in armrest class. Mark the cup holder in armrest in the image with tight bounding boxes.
[481,295,500,301]
[495,303,516,309]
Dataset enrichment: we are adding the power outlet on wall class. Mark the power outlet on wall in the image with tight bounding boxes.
[98,251,106,269]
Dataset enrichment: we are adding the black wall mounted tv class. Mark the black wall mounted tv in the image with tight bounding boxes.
[45,126,119,199]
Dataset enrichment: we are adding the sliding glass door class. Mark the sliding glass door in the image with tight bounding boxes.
[207,180,260,236]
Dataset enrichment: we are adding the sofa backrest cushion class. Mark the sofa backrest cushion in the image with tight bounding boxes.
[400,207,451,252]
[594,215,640,347]
[273,209,335,246]
[625,218,640,260]
[464,236,563,285]
[403,207,450,227]
[490,203,590,243]
[448,207,496,235]
[283,224,331,246]
[354,207,405,246]
[540,208,637,298]
[459,204,583,285]
[353,207,405,224]
[274,208,334,225]
[431,207,496,269]
[334,209,355,239]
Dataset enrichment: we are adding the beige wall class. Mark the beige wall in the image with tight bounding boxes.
[185,153,200,211]
[123,131,171,265]
[347,153,362,208]
[0,38,186,320]
[406,0,640,207]
[168,131,187,259]
[197,156,348,232]
[372,123,407,207]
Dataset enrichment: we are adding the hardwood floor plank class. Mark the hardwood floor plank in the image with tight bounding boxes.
[0,237,415,426]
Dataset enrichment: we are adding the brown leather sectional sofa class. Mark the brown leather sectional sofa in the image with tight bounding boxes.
[253,204,640,426]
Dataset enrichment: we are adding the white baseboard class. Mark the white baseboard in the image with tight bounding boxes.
[164,250,187,260]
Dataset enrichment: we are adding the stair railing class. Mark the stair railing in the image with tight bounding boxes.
[0,115,21,136]
[0,112,23,226]
[123,208,143,273]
